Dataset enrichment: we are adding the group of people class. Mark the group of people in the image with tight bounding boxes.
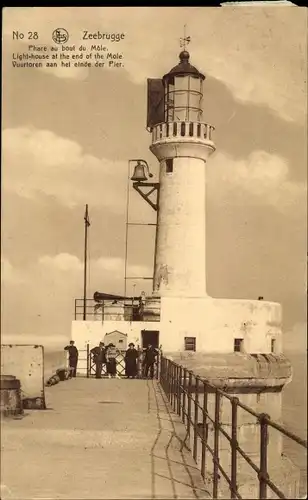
[91,341,158,379]
[64,340,159,379]
[126,343,158,379]
[91,342,119,379]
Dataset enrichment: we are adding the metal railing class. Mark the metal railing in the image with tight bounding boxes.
[159,357,307,499]
[76,346,160,379]
[74,298,160,322]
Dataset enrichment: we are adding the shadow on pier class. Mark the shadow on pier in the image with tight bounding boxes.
[1,378,211,499]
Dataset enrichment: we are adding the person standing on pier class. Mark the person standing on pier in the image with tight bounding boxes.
[106,343,119,379]
[124,343,139,379]
[142,344,158,379]
[91,342,106,379]
[64,340,79,378]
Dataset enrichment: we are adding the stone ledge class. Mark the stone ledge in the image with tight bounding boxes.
[164,352,292,388]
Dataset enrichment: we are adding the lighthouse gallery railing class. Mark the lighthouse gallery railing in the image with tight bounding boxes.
[151,120,215,143]
[159,356,307,500]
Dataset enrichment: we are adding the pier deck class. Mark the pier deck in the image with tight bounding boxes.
[1,378,211,499]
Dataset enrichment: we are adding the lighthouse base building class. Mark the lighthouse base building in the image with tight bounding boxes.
[71,49,300,498]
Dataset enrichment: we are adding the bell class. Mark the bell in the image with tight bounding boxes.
[131,162,148,182]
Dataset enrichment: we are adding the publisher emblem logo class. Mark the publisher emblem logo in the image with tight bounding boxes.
[52,28,69,45]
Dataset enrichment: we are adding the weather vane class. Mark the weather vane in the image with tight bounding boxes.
[180,24,191,51]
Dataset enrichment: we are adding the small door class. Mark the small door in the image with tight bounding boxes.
[141,330,159,349]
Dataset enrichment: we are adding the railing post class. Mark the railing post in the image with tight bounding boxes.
[171,363,175,409]
[258,413,270,499]
[201,381,208,480]
[160,358,167,392]
[177,365,182,416]
[187,372,193,449]
[193,376,199,463]
[209,125,213,141]
[173,364,177,412]
[173,363,176,411]
[231,397,239,498]
[86,343,90,378]
[176,365,180,412]
[170,363,174,408]
[185,122,190,136]
[182,368,187,425]
[213,390,221,499]
[169,361,173,403]
[160,358,166,386]
[156,351,160,380]
[166,360,170,399]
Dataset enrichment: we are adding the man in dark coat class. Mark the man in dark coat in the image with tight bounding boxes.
[124,343,139,379]
[142,344,158,379]
[90,342,106,379]
[64,340,79,378]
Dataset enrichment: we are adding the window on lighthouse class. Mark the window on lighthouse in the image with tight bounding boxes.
[165,75,203,123]
[166,77,175,122]
[189,77,203,122]
[234,338,244,352]
[166,159,173,173]
[173,76,188,121]
[184,337,196,352]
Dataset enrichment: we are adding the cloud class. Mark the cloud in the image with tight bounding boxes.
[38,254,125,277]
[3,126,305,222]
[95,257,124,274]
[1,253,153,337]
[1,258,25,284]
[208,150,307,214]
[38,253,152,282]
[3,6,306,123]
[39,253,83,272]
[2,127,127,211]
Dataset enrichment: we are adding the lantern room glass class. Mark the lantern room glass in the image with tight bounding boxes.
[164,74,203,123]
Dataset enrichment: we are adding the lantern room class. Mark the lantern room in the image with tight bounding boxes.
[146,50,206,131]
[163,50,205,123]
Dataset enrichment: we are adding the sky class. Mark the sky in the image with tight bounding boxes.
[1,6,307,350]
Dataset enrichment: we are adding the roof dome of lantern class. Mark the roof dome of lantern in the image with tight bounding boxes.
[163,50,205,82]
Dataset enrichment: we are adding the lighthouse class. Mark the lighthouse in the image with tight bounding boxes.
[134,48,220,351]
[130,48,285,356]
[73,46,292,360]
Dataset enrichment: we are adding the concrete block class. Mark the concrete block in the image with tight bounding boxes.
[1,344,45,409]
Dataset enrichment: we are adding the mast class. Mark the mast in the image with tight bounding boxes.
[83,204,90,320]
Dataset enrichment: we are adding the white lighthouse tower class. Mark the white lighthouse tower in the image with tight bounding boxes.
[139,49,218,352]
[150,49,215,300]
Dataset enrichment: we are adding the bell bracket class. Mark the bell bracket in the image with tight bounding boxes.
[132,182,160,211]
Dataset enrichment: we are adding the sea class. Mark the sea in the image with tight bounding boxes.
[281,353,307,496]
[44,349,307,495]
